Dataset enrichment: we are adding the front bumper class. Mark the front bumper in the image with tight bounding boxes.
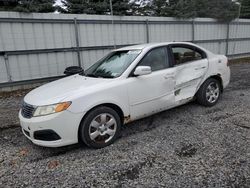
[222,66,231,89]
[19,110,83,147]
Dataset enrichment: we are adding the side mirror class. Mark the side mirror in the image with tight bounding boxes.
[64,66,84,76]
[133,66,152,76]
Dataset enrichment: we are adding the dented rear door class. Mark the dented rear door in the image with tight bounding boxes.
[168,44,209,102]
[174,59,208,101]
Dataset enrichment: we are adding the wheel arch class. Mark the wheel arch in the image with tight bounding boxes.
[208,74,223,92]
[196,74,223,97]
[77,103,125,143]
[196,74,223,94]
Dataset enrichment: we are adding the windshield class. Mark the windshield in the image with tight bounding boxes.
[85,50,141,78]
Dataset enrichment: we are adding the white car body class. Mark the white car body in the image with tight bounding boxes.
[19,42,230,147]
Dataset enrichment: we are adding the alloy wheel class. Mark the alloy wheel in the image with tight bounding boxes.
[206,82,220,103]
[88,113,117,143]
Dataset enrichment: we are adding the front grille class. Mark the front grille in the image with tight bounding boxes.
[21,102,35,118]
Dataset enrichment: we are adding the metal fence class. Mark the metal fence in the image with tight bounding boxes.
[0,12,250,88]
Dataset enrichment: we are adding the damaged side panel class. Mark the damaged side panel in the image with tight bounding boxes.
[174,59,208,102]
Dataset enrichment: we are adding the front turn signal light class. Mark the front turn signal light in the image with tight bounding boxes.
[55,102,72,112]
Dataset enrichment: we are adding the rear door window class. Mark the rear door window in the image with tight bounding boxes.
[171,46,204,66]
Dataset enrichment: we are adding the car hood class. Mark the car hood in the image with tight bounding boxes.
[24,75,111,106]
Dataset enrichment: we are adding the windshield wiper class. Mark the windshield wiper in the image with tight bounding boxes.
[85,73,114,78]
[101,75,115,78]
[85,73,98,78]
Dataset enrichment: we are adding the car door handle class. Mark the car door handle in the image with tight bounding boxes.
[195,66,206,70]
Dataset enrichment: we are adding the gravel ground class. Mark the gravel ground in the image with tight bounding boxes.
[0,63,250,187]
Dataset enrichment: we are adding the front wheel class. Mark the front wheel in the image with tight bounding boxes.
[196,78,221,107]
[79,106,121,148]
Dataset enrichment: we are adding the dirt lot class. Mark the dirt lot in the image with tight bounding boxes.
[0,62,250,187]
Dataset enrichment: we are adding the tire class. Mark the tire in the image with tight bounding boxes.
[196,78,222,107]
[79,106,122,149]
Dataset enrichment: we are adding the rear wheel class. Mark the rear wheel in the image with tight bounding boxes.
[79,106,121,148]
[196,78,221,107]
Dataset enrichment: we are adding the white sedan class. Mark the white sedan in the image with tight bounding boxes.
[19,42,230,148]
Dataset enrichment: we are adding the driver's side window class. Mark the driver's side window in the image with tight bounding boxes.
[139,47,169,72]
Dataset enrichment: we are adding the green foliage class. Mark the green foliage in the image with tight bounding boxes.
[129,0,151,16]
[0,0,55,13]
[0,0,246,21]
[208,0,239,22]
[241,0,250,18]
[151,0,172,16]
[134,0,239,22]
[0,0,56,12]
[0,0,18,11]
[59,0,92,14]
[171,0,197,18]
[59,0,132,15]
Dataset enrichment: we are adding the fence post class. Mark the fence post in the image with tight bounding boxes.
[145,19,149,43]
[192,20,195,43]
[225,22,230,56]
[3,53,12,82]
[74,17,81,67]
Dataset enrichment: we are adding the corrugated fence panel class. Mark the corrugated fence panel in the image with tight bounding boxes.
[78,23,146,47]
[114,24,146,45]
[228,40,250,55]
[0,12,250,86]
[7,52,77,81]
[0,56,8,83]
[229,23,250,39]
[195,23,227,40]
[149,24,192,42]
[0,22,75,51]
[81,49,110,69]
[198,42,227,55]
[0,23,15,51]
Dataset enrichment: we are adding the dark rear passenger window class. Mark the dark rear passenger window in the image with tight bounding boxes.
[171,47,203,65]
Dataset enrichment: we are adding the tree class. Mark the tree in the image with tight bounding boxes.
[164,0,238,21]
[130,0,152,16]
[144,0,238,22]
[0,0,56,12]
[59,0,93,14]
[151,0,172,16]
[111,0,132,15]
[240,0,250,18]
[170,0,197,18]
[208,0,238,22]
[0,0,18,11]
[59,0,132,15]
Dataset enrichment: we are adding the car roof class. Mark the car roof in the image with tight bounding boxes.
[115,42,196,51]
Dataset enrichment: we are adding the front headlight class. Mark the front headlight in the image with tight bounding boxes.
[33,102,71,117]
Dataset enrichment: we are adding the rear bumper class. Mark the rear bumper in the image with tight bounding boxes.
[19,110,83,147]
